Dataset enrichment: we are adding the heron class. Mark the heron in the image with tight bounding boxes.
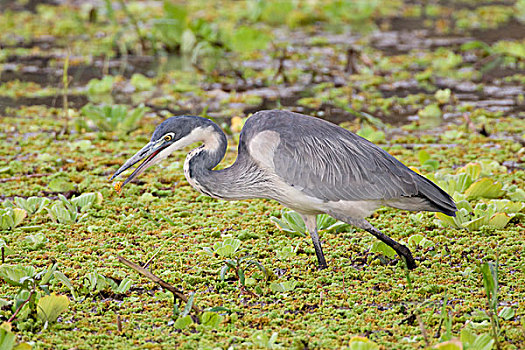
[111,110,457,270]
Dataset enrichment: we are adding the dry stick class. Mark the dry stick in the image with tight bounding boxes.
[416,314,429,347]
[117,314,123,333]
[60,52,70,137]
[117,255,202,313]
[0,173,51,183]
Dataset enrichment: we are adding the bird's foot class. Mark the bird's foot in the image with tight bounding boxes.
[397,245,416,270]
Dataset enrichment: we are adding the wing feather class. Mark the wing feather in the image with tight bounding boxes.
[271,125,420,202]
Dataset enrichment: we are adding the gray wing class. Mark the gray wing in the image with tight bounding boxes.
[269,119,419,202]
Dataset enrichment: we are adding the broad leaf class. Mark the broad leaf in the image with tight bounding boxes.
[0,326,15,350]
[498,306,515,320]
[465,178,505,200]
[229,26,271,53]
[270,280,297,293]
[370,241,396,259]
[0,265,36,287]
[488,213,512,229]
[200,311,223,328]
[173,315,192,329]
[348,336,379,350]
[37,293,70,323]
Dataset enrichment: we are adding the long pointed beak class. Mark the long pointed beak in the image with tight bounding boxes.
[110,141,166,188]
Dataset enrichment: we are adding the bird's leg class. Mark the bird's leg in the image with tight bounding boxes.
[326,212,416,270]
[364,225,416,270]
[301,214,328,269]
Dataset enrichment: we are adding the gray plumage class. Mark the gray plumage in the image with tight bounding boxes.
[111,110,457,270]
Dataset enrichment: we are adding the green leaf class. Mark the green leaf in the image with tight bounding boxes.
[488,213,512,229]
[71,193,97,211]
[47,202,76,224]
[357,125,386,143]
[37,293,70,323]
[213,238,242,258]
[419,103,442,119]
[173,315,192,329]
[14,197,49,215]
[270,280,297,293]
[53,271,77,300]
[498,306,515,320]
[13,342,32,350]
[370,241,396,259]
[418,150,430,165]
[182,292,195,317]
[114,278,133,294]
[0,265,36,287]
[24,233,47,250]
[0,326,15,350]
[480,262,497,302]
[435,88,451,104]
[463,215,488,232]
[276,246,296,260]
[408,234,424,248]
[130,74,153,91]
[229,26,271,53]
[471,333,494,350]
[491,199,524,213]
[39,263,57,285]
[433,339,462,350]
[48,178,75,193]
[219,264,231,281]
[459,163,482,180]
[465,178,505,199]
[348,336,379,350]
[12,208,26,228]
[0,239,14,256]
[181,29,196,53]
[460,327,477,345]
[200,311,223,328]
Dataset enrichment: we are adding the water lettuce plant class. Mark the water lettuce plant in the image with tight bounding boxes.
[0,263,73,329]
[271,210,349,237]
[46,193,102,224]
[436,199,523,231]
[80,103,148,133]
[0,208,27,231]
[202,238,267,288]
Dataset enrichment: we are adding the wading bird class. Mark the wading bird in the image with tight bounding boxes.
[111,110,457,270]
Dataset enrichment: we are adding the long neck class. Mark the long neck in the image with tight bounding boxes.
[184,123,269,201]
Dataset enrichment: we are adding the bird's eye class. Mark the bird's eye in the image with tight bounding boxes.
[164,134,173,142]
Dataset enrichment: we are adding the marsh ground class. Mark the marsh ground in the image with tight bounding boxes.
[0,0,524,349]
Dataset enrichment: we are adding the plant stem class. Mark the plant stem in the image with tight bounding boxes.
[8,290,35,323]
[118,0,146,53]
[117,255,201,313]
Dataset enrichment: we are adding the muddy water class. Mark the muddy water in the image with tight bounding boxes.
[0,1,524,126]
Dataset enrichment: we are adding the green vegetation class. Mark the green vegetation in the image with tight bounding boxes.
[0,0,524,349]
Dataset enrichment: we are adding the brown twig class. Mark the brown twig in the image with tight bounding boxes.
[273,47,289,84]
[0,173,51,183]
[117,314,123,333]
[345,47,359,74]
[8,290,34,323]
[416,314,429,347]
[117,255,202,313]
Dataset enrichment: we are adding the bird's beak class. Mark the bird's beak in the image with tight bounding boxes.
[110,140,168,189]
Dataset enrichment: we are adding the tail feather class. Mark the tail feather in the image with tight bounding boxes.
[416,174,457,216]
[386,173,457,216]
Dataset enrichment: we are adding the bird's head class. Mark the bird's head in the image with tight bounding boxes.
[110,115,215,190]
